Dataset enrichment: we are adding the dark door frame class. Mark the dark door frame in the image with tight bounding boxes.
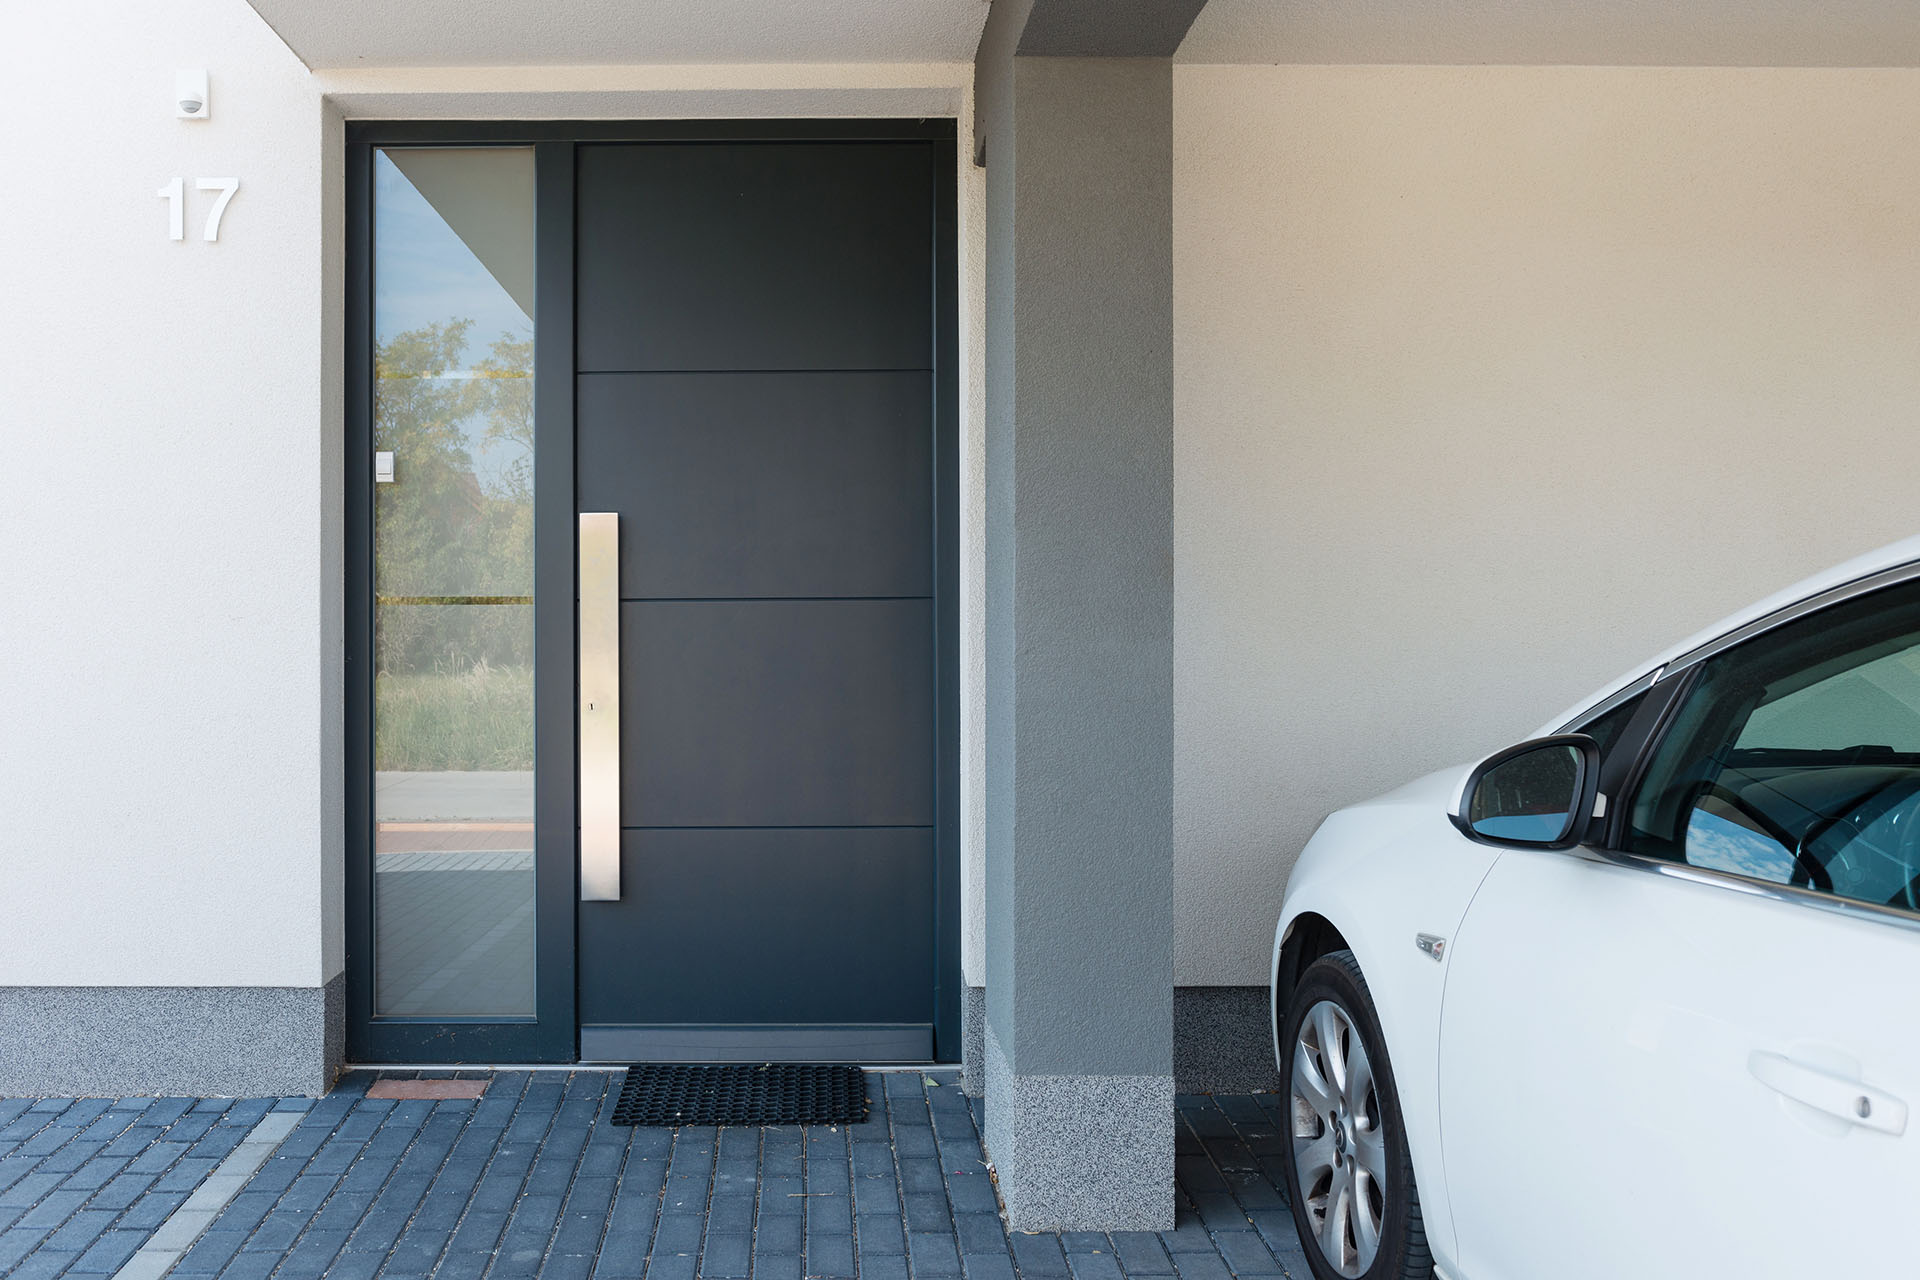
[344,118,961,1065]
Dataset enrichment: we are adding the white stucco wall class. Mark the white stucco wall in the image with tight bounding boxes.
[2,0,338,988]
[1,0,986,992]
[1173,64,1920,985]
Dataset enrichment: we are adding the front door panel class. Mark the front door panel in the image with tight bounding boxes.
[573,139,941,1061]
[574,142,932,372]
[615,599,934,827]
[575,373,933,599]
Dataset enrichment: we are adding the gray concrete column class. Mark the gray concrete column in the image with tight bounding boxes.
[975,0,1205,1233]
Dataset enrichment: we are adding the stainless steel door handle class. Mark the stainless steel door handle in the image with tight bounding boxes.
[579,512,620,901]
[1749,1051,1908,1135]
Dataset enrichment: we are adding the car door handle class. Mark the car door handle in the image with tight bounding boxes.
[1748,1051,1908,1136]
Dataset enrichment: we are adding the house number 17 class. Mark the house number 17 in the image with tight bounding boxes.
[158,176,240,242]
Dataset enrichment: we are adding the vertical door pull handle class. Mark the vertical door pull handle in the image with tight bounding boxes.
[579,512,620,901]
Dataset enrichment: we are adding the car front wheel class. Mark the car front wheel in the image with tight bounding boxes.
[1281,950,1431,1280]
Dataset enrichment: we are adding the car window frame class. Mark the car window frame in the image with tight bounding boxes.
[1553,670,1687,848]
[1581,570,1920,936]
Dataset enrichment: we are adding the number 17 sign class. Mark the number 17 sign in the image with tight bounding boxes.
[157,176,240,242]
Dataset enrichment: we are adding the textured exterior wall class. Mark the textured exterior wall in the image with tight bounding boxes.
[0,980,344,1097]
[2,0,340,990]
[979,43,1176,1228]
[1173,64,1920,986]
[985,54,1175,1080]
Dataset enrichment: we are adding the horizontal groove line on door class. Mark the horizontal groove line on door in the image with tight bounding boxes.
[575,367,934,376]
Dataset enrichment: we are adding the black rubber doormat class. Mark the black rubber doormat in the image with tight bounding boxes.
[611,1063,869,1127]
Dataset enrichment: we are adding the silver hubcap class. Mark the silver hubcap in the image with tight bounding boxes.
[1292,999,1387,1278]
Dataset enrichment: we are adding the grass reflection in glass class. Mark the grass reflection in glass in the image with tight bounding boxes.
[376,658,534,772]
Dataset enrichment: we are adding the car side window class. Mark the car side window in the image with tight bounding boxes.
[1625,581,1920,913]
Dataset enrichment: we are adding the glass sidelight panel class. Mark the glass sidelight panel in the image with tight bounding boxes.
[371,147,537,1017]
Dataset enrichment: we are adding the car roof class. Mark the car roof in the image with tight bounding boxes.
[1537,532,1920,737]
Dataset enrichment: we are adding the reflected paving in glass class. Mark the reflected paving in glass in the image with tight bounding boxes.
[372,147,537,1017]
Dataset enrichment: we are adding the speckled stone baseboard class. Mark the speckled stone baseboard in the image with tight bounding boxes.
[983,1022,1175,1231]
[1174,986,1281,1094]
[961,985,985,1097]
[0,974,345,1097]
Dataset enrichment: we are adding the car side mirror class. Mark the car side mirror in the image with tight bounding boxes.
[1449,734,1602,850]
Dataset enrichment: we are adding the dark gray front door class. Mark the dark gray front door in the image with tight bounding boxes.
[573,139,948,1062]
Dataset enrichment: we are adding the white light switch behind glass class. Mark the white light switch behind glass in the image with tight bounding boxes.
[374,452,395,483]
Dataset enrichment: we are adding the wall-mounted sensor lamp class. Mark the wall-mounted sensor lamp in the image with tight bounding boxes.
[176,69,209,120]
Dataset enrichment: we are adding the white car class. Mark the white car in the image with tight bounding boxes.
[1271,538,1920,1280]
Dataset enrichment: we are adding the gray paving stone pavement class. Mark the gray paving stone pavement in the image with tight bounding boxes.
[0,1094,313,1279]
[0,1071,1312,1280]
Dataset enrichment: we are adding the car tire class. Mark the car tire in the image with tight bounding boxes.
[1280,949,1432,1280]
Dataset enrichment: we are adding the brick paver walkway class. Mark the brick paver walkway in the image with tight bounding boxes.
[0,1096,314,1279]
[0,1071,1311,1280]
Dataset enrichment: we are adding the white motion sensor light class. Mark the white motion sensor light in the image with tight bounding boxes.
[176,69,209,120]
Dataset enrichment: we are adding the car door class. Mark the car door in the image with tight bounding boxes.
[1439,577,1920,1280]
